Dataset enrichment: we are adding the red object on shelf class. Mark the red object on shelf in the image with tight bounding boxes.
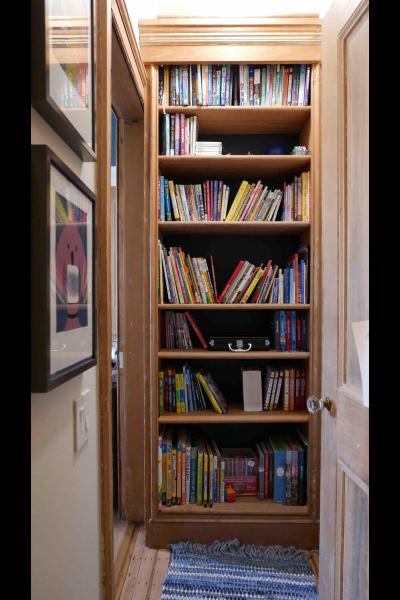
[225,485,237,502]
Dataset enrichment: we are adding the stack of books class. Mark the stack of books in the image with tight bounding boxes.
[222,448,258,495]
[158,242,218,304]
[282,173,310,222]
[158,64,311,107]
[158,428,226,507]
[158,177,230,221]
[264,367,307,411]
[160,113,198,155]
[195,141,222,156]
[273,310,308,351]
[159,367,227,414]
[165,311,193,349]
[225,180,284,222]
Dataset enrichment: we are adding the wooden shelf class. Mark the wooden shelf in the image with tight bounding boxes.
[158,304,310,310]
[159,496,309,515]
[158,105,311,134]
[159,407,309,424]
[158,155,311,178]
[158,350,309,359]
[158,221,310,235]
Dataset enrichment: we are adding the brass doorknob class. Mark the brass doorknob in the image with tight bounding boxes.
[306,395,333,414]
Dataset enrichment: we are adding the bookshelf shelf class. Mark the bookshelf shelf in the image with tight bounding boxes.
[159,408,309,424]
[158,222,310,234]
[159,497,309,515]
[158,350,309,359]
[158,303,311,310]
[157,105,311,134]
[158,155,311,178]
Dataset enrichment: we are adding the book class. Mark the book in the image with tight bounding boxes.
[242,368,263,412]
[184,311,208,349]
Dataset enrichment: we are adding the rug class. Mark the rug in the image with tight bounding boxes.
[161,538,318,599]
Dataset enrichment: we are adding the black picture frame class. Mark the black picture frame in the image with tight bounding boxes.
[31,0,96,162]
[31,145,97,393]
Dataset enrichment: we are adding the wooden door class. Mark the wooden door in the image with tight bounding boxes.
[319,0,369,598]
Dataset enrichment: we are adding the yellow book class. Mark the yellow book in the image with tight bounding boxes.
[179,374,186,413]
[197,373,223,414]
[175,373,181,413]
[240,266,265,303]
[178,248,195,303]
[225,180,249,222]
[197,441,204,505]
[234,183,256,222]
[168,179,180,221]
[203,440,209,508]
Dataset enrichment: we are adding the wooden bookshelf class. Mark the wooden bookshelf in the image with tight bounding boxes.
[157,105,311,134]
[158,350,310,359]
[143,18,321,550]
[158,222,310,234]
[158,303,310,310]
[159,407,309,424]
[159,155,311,178]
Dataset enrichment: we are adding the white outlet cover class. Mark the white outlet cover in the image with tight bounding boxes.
[74,390,90,451]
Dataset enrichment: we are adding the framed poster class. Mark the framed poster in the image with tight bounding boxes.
[31,0,96,162]
[31,145,96,392]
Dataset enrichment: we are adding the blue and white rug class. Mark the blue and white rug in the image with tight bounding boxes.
[161,538,318,599]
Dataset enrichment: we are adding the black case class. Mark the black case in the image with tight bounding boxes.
[208,336,272,352]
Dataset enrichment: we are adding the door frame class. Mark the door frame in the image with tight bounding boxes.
[96,0,146,597]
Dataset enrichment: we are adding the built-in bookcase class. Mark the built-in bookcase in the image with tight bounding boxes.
[143,18,321,549]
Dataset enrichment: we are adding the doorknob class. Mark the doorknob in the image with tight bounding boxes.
[306,395,333,414]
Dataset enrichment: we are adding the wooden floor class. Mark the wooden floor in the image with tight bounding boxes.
[116,524,319,600]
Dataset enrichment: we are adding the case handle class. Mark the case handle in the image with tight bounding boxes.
[228,343,252,352]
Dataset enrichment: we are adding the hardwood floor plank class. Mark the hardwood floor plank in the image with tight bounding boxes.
[119,528,146,599]
[148,550,170,600]
[131,547,158,599]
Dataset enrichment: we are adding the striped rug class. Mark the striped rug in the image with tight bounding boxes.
[161,539,318,599]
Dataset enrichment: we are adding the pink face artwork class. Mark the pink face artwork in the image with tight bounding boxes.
[56,224,87,331]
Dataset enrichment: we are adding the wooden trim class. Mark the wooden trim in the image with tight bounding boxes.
[97,0,114,597]
[139,16,321,64]
[112,0,147,104]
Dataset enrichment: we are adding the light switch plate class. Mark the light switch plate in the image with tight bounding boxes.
[74,390,90,451]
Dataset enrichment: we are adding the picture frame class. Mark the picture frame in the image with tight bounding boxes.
[31,145,96,392]
[31,0,96,162]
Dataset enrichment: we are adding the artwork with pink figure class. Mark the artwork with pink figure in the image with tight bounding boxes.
[55,192,88,332]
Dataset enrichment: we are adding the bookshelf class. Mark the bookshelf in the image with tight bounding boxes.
[142,16,321,550]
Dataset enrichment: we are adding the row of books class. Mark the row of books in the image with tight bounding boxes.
[282,173,311,222]
[158,173,310,222]
[158,427,308,506]
[273,310,308,351]
[159,244,309,305]
[158,428,225,506]
[159,366,227,415]
[218,251,309,305]
[264,367,307,411]
[59,63,89,109]
[160,113,199,155]
[158,177,230,222]
[158,64,311,107]
[164,311,208,350]
[158,242,218,304]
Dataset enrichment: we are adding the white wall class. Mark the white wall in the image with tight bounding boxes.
[31,107,102,600]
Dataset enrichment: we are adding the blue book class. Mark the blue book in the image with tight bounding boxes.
[269,436,288,503]
[299,260,304,303]
[289,268,294,303]
[284,267,289,303]
[221,65,226,106]
[189,369,197,411]
[216,66,221,106]
[164,178,172,221]
[291,311,297,351]
[189,445,198,503]
[279,310,286,351]
[159,176,165,221]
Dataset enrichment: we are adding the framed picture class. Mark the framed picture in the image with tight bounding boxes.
[31,0,96,162]
[31,145,96,392]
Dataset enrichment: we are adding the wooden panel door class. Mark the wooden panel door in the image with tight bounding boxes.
[319,0,369,598]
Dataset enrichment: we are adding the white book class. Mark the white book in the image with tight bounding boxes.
[242,368,263,412]
[221,185,229,221]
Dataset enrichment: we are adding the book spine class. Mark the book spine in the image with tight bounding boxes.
[190,447,197,503]
[184,311,208,349]
[217,259,244,303]
[274,449,286,503]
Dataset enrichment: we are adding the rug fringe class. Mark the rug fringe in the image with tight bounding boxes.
[168,538,317,562]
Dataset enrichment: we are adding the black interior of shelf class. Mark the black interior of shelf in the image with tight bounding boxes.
[198,134,299,156]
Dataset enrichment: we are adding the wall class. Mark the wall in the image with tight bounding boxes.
[31,107,102,600]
